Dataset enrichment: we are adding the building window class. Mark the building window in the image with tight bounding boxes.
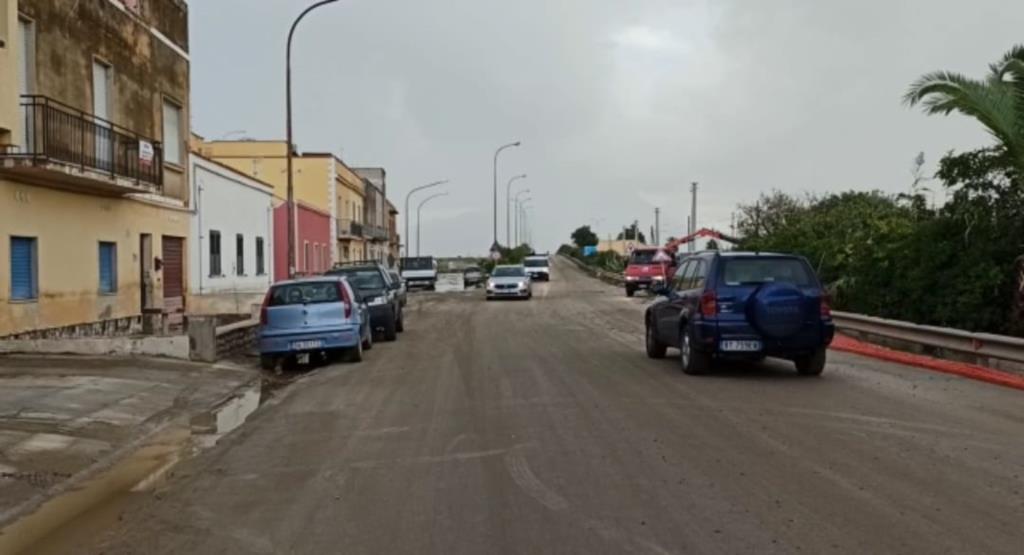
[236,234,245,276]
[304,241,310,273]
[162,99,183,166]
[256,237,265,276]
[98,242,117,294]
[209,230,221,276]
[10,236,38,301]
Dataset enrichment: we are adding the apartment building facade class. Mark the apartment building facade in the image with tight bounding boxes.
[0,0,191,337]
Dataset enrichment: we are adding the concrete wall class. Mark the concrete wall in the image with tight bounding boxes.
[188,155,273,313]
[0,0,18,147]
[0,181,190,337]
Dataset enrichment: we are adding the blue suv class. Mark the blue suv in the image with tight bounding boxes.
[644,252,835,375]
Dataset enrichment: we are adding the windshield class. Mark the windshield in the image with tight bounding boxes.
[492,267,526,278]
[720,257,816,287]
[333,269,386,290]
[464,267,481,274]
[524,259,548,267]
[268,282,342,306]
[402,257,434,270]
[629,250,668,265]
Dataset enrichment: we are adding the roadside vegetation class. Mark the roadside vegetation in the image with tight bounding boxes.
[738,45,1024,335]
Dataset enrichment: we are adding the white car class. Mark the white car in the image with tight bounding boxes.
[485,265,532,300]
[523,255,550,281]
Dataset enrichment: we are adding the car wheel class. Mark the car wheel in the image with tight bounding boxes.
[680,330,712,375]
[259,355,277,371]
[626,286,636,298]
[346,338,364,363]
[362,324,373,351]
[645,319,667,359]
[795,348,827,376]
[383,313,398,341]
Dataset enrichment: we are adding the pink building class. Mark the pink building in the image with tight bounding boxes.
[273,200,333,281]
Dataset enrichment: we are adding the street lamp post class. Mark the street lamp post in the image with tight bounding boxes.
[514,190,531,245]
[404,180,447,260]
[520,203,533,247]
[416,192,449,257]
[505,174,527,246]
[492,141,520,249]
[286,0,340,278]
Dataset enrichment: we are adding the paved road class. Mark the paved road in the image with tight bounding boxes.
[57,258,1024,554]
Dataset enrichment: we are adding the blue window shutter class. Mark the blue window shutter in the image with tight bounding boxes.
[11,237,37,300]
[99,242,116,293]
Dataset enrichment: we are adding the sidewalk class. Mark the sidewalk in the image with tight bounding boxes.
[0,355,260,552]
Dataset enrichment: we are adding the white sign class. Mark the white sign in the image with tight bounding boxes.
[139,140,155,166]
[435,273,465,293]
[626,242,635,254]
[490,250,501,261]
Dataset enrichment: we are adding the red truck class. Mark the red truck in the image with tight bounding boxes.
[623,247,676,297]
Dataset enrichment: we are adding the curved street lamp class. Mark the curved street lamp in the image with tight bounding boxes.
[404,180,448,260]
[492,141,520,249]
[286,0,341,278]
[416,192,449,257]
[505,174,527,246]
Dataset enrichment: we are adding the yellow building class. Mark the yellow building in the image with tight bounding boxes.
[0,0,191,338]
[196,140,373,265]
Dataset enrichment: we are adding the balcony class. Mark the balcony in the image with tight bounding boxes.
[364,224,389,241]
[0,95,163,195]
[338,219,364,239]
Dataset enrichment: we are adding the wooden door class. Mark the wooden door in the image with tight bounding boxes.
[161,236,184,313]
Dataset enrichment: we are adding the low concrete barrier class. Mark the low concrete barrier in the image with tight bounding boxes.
[0,335,190,359]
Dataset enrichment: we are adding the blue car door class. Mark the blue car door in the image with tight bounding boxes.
[655,260,695,345]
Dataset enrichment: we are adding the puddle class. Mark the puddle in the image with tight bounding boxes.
[1,382,262,555]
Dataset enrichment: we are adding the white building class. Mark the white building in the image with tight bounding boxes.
[188,154,275,315]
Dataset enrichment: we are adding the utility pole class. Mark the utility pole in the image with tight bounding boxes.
[689,182,698,253]
[654,207,660,245]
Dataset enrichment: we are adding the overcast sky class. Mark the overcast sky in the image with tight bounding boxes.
[190,0,1024,256]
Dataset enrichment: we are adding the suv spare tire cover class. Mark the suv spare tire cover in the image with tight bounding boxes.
[749,282,806,339]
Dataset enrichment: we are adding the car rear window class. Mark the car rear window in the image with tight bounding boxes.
[334,269,386,290]
[268,282,343,306]
[719,257,816,287]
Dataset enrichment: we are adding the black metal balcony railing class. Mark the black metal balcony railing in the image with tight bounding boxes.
[363,224,388,241]
[6,95,164,189]
[338,219,363,238]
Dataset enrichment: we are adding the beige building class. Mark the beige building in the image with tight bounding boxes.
[0,0,191,338]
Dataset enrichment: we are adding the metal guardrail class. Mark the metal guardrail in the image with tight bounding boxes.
[831,312,1024,365]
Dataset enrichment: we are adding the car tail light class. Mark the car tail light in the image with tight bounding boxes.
[259,290,271,325]
[820,291,832,318]
[336,282,353,319]
[700,290,717,317]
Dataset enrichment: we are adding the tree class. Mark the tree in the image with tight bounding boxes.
[706,239,719,251]
[735,190,807,239]
[616,223,646,244]
[570,225,599,248]
[905,44,1024,175]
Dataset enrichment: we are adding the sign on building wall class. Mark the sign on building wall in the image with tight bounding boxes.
[139,140,154,167]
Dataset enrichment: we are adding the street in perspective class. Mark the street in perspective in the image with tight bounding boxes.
[1,1,1023,554]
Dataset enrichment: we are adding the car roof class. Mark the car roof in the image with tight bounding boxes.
[328,265,381,272]
[713,251,794,258]
[271,276,346,286]
[494,264,525,268]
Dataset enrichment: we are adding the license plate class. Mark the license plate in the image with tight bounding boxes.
[720,340,762,352]
[291,340,323,351]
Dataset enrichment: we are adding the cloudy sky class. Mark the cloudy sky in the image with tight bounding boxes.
[190,0,1024,255]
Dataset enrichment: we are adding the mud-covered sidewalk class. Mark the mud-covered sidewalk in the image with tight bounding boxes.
[0,355,260,553]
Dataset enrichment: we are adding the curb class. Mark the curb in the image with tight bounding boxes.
[831,334,1024,391]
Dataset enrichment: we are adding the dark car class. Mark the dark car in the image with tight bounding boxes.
[463,266,485,287]
[644,252,834,376]
[327,262,404,341]
[388,270,408,307]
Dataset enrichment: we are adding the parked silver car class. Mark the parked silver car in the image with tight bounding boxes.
[485,265,532,300]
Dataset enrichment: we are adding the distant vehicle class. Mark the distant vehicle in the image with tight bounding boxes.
[401,256,438,290]
[624,247,676,297]
[326,262,404,341]
[486,265,532,300]
[523,255,551,281]
[258,276,372,370]
[388,270,407,307]
[463,266,485,287]
[644,251,834,376]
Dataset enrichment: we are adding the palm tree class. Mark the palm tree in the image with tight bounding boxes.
[904,45,1024,174]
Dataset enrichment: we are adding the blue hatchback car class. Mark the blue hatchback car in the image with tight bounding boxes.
[644,252,835,375]
[258,277,372,370]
